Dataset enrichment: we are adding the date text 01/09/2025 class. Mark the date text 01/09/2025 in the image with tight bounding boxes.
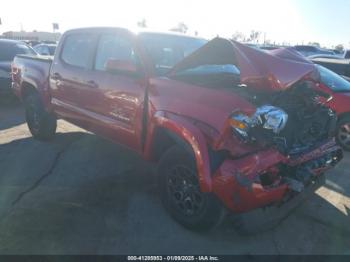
[127,256,219,261]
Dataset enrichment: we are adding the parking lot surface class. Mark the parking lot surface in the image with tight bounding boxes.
[0,102,349,255]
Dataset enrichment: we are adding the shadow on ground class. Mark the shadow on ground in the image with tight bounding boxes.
[0,98,24,131]
[0,131,349,254]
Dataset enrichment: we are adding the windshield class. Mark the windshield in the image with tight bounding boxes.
[0,42,36,61]
[317,65,350,92]
[138,33,207,75]
[175,64,240,76]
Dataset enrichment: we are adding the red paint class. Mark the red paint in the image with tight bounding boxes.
[11,27,342,214]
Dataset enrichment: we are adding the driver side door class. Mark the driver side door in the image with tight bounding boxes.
[82,31,147,151]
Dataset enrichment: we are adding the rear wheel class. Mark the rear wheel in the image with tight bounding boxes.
[25,94,57,140]
[158,145,225,231]
[336,116,350,151]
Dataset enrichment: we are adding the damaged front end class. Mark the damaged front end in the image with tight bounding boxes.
[212,139,342,213]
[212,81,343,213]
[169,37,344,213]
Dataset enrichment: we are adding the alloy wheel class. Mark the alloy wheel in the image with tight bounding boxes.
[166,165,204,216]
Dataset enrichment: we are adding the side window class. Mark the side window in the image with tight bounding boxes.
[35,46,42,54]
[43,46,50,55]
[61,34,95,68]
[94,34,137,71]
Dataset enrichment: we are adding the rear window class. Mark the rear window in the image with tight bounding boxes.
[0,42,36,61]
[61,34,95,68]
[317,65,350,92]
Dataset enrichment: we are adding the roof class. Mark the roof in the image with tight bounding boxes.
[63,26,204,40]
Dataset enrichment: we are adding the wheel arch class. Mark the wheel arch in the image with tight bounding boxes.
[145,111,213,192]
[21,81,38,100]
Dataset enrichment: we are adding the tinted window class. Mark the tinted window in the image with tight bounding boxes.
[345,51,350,59]
[176,64,240,76]
[48,46,56,55]
[0,42,36,61]
[138,33,207,75]
[95,34,137,71]
[317,65,350,92]
[61,34,95,68]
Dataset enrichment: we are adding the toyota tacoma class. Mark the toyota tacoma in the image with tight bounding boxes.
[12,27,343,231]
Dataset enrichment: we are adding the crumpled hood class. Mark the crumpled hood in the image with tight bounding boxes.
[171,38,318,91]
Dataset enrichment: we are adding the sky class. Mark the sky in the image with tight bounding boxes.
[0,0,349,48]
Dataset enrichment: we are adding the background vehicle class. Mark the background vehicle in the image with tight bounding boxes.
[271,48,350,150]
[310,57,350,78]
[308,54,342,59]
[33,43,57,56]
[0,39,37,97]
[11,28,342,231]
[314,65,350,151]
[294,45,335,57]
[342,50,350,59]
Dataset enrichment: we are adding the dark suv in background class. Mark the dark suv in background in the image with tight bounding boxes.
[294,45,335,57]
[0,39,36,97]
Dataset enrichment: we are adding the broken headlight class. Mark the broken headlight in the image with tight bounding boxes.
[230,105,288,140]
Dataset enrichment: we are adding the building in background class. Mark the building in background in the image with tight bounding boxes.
[0,31,61,43]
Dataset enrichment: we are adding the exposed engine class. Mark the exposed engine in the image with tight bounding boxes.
[172,72,337,155]
[231,82,338,155]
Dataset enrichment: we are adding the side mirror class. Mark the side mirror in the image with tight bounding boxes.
[105,59,140,76]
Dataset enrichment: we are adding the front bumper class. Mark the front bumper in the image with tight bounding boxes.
[212,139,342,213]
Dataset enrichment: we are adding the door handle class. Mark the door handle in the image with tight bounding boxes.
[51,72,62,80]
[86,80,99,88]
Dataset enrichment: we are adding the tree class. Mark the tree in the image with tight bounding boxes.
[170,22,188,34]
[248,30,261,42]
[335,44,344,52]
[232,31,245,42]
[137,19,147,28]
[308,42,320,48]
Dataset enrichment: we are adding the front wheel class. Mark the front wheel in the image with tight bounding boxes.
[25,94,57,140]
[158,145,225,231]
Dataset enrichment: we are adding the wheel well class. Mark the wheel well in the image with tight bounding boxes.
[150,127,227,173]
[21,82,38,100]
[151,128,190,162]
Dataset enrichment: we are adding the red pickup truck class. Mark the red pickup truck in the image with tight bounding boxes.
[12,27,342,231]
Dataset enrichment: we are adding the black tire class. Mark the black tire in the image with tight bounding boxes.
[158,145,225,231]
[25,93,57,140]
[336,116,350,151]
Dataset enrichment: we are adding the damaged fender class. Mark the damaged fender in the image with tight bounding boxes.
[146,111,213,192]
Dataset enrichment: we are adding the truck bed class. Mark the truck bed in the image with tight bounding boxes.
[12,54,53,103]
[16,54,53,63]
